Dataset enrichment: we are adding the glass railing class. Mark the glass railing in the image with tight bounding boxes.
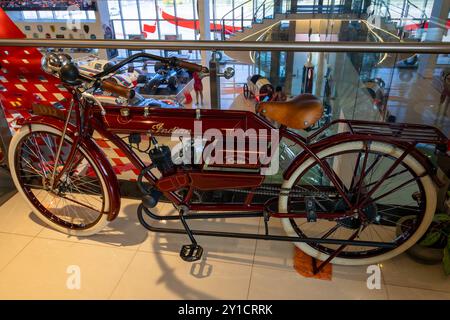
[218,49,449,139]
[219,0,431,42]
[0,42,448,136]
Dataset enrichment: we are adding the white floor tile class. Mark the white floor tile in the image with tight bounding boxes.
[0,233,33,271]
[137,204,259,266]
[386,285,450,300]
[1,190,449,299]
[248,266,388,300]
[0,237,135,299]
[37,198,153,251]
[0,193,45,236]
[253,218,296,271]
[110,251,252,299]
[381,254,450,292]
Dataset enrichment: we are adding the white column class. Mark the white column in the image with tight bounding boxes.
[197,0,211,65]
[197,0,212,108]
[93,0,111,59]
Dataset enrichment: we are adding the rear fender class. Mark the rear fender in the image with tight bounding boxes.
[283,133,443,187]
[16,116,121,220]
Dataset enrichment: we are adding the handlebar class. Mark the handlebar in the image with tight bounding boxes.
[42,52,208,97]
[100,79,135,99]
[174,59,209,73]
[94,52,208,79]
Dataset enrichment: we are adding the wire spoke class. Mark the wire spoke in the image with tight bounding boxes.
[16,131,105,228]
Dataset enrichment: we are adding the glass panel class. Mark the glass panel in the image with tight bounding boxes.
[124,20,141,38]
[121,0,140,19]
[139,0,157,19]
[87,11,96,20]
[22,11,38,19]
[37,11,53,19]
[158,20,177,39]
[54,11,70,20]
[113,20,125,39]
[108,0,122,19]
[68,10,87,21]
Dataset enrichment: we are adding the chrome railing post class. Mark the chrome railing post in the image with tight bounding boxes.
[222,20,225,40]
[209,50,220,109]
[241,6,244,30]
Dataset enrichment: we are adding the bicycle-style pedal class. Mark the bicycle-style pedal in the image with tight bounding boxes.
[180,244,203,262]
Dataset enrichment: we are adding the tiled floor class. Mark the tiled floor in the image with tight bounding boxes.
[0,193,449,300]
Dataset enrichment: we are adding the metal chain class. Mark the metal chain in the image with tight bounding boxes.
[226,185,334,199]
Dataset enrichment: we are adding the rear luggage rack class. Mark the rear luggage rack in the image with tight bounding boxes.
[309,119,448,149]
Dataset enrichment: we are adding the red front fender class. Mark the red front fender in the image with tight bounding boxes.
[283,133,444,187]
[16,116,121,221]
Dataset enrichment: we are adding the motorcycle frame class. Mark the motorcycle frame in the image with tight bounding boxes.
[18,86,448,271]
[22,93,447,218]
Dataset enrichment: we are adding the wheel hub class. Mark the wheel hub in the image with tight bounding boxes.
[334,194,379,229]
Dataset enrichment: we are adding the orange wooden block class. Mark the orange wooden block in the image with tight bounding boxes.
[293,247,332,281]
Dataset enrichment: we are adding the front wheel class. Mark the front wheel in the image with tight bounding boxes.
[8,124,111,236]
[279,140,437,265]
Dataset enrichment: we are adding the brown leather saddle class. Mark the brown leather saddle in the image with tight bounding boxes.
[256,94,324,129]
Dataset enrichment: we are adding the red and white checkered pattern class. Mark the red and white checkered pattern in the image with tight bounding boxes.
[0,8,139,181]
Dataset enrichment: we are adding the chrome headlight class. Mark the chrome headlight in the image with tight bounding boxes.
[41,52,73,75]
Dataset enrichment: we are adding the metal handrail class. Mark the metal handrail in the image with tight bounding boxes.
[0,39,449,53]
[406,0,428,21]
[375,0,427,26]
[253,0,274,23]
[220,0,252,23]
[220,0,254,39]
[219,0,282,40]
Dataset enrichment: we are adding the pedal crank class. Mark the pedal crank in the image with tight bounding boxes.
[178,205,204,262]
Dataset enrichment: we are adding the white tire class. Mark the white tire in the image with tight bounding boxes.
[8,124,109,236]
[279,141,437,265]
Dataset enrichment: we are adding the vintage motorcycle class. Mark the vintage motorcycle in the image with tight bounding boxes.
[8,52,449,272]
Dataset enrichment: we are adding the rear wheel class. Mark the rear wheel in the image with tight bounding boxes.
[8,124,110,236]
[279,140,436,265]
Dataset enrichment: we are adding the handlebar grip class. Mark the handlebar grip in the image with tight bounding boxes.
[176,60,208,73]
[100,79,135,99]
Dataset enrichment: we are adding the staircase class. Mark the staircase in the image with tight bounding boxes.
[222,0,368,64]
[222,0,428,43]
[371,0,428,41]
[221,1,371,42]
